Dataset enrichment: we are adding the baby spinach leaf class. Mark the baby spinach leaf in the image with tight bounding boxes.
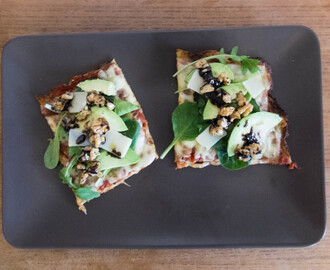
[218,152,250,170]
[75,87,83,92]
[213,122,250,170]
[160,102,209,159]
[121,118,140,149]
[73,187,100,201]
[113,99,140,116]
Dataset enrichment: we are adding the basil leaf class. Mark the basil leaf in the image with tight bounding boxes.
[160,102,209,159]
[44,139,60,169]
[69,146,83,157]
[73,187,100,201]
[121,118,140,149]
[113,99,140,116]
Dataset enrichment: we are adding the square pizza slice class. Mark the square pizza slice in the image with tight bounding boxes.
[37,60,158,213]
[161,48,295,170]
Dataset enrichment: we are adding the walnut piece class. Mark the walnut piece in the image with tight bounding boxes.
[89,147,100,161]
[87,91,106,107]
[80,172,88,185]
[230,111,241,121]
[222,93,232,103]
[76,106,91,121]
[237,91,247,106]
[237,103,253,117]
[200,84,214,94]
[195,59,208,68]
[218,72,231,85]
[90,117,109,135]
[89,134,106,148]
[219,106,235,117]
[61,92,74,100]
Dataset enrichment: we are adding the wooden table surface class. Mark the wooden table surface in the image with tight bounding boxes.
[1,0,330,269]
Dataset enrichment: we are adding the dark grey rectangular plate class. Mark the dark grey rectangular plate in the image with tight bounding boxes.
[2,26,326,249]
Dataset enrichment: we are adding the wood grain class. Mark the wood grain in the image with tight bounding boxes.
[1,0,330,269]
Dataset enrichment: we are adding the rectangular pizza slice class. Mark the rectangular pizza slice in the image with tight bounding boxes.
[37,60,158,213]
[161,48,295,170]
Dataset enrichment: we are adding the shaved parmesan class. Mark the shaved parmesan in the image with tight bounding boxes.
[196,125,226,150]
[242,73,265,98]
[68,129,90,147]
[68,92,87,113]
[100,129,132,158]
[187,70,204,93]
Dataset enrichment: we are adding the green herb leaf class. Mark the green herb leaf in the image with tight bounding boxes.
[213,123,250,170]
[173,46,260,77]
[184,69,196,84]
[103,94,115,103]
[57,125,68,140]
[121,118,140,149]
[44,139,60,169]
[219,48,225,54]
[160,102,209,159]
[75,87,83,92]
[231,46,239,55]
[113,99,140,116]
[69,146,83,157]
[44,114,67,169]
[241,56,260,74]
[250,97,260,113]
[73,187,100,201]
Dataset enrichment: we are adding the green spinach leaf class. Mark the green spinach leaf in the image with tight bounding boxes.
[103,94,115,103]
[160,102,209,159]
[113,99,140,116]
[73,187,100,201]
[121,118,140,149]
[75,87,83,92]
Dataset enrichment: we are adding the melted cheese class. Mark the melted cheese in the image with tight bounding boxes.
[176,59,277,164]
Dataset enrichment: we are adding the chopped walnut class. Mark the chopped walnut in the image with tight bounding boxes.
[200,84,214,94]
[61,92,74,100]
[77,163,86,170]
[245,143,262,156]
[89,134,106,148]
[219,106,235,117]
[237,91,247,106]
[218,72,231,85]
[222,93,232,103]
[76,107,91,121]
[209,125,225,136]
[90,117,109,135]
[53,100,65,111]
[80,172,88,185]
[90,147,100,161]
[237,103,253,117]
[88,161,100,176]
[107,102,115,110]
[230,111,241,121]
[195,59,208,68]
[87,91,106,107]
[236,148,251,162]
